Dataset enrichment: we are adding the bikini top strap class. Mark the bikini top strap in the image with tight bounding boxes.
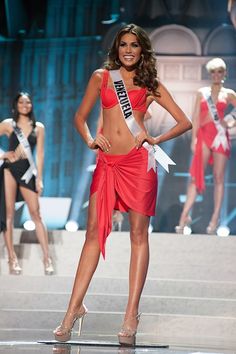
[101,69,109,89]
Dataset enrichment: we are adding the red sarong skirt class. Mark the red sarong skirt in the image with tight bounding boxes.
[90,146,157,258]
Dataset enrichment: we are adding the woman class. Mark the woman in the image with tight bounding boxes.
[0,92,54,275]
[176,58,236,234]
[54,23,191,345]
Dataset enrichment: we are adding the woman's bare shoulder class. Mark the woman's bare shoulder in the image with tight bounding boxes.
[85,69,106,92]
[36,121,45,129]
[0,118,14,135]
[224,87,236,95]
[2,118,13,124]
[91,68,106,82]
[35,122,45,138]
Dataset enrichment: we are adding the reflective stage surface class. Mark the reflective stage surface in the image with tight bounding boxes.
[0,340,235,354]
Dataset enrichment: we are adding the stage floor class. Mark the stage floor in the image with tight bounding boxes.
[0,340,235,354]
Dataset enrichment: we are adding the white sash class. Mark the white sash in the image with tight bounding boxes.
[13,122,37,183]
[202,88,229,151]
[109,70,176,173]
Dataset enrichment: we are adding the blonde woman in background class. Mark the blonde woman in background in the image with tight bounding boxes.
[176,58,236,234]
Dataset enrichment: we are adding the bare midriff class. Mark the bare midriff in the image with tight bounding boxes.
[102,105,146,155]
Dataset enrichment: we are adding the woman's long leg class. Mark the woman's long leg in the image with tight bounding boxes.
[56,192,101,331]
[120,209,150,332]
[3,169,17,260]
[19,186,50,260]
[210,152,228,226]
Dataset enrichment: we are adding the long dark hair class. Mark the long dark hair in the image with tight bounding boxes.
[104,23,159,95]
[12,92,36,128]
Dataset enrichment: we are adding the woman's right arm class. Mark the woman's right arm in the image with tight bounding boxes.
[74,70,111,152]
[0,122,17,161]
[0,121,12,137]
[190,91,201,153]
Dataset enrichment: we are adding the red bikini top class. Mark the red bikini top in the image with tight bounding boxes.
[200,96,227,121]
[100,70,147,113]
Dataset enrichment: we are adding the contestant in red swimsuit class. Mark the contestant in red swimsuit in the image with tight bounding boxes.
[176,58,236,235]
[54,23,191,345]
[90,69,157,256]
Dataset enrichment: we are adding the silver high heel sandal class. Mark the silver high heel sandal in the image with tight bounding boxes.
[44,257,54,275]
[118,313,141,346]
[206,220,219,235]
[54,304,88,342]
[8,256,22,275]
[175,215,192,234]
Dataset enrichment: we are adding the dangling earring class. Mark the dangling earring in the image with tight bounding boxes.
[138,54,144,68]
[115,58,121,66]
[221,76,226,84]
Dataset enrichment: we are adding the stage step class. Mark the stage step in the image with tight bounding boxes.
[0,286,236,316]
[1,275,236,298]
[1,230,236,280]
[0,230,236,350]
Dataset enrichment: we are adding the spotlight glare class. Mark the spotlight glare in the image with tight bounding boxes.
[148,224,153,234]
[86,164,96,172]
[217,226,230,237]
[183,225,192,235]
[65,220,79,232]
[23,220,35,231]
